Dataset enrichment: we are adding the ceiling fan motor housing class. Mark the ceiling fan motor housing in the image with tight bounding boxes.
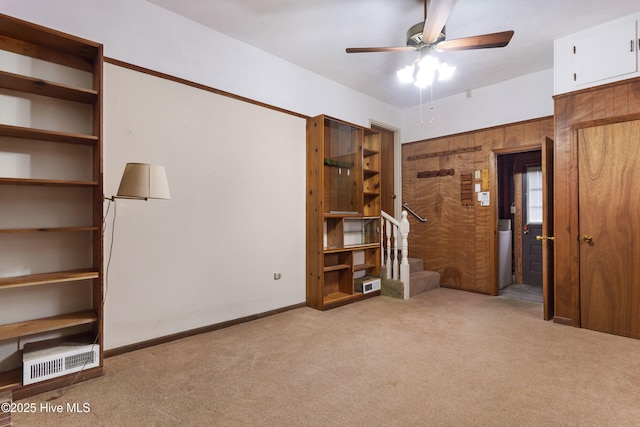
[407,22,446,48]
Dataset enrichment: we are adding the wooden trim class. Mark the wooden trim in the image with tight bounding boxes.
[489,150,498,296]
[404,116,554,146]
[571,112,640,130]
[10,366,103,401]
[321,290,381,311]
[552,316,574,326]
[104,302,306,358]
[552,75,640,100]
[104,57,309,120]
[0,226,98,234]
[407,146,481,161]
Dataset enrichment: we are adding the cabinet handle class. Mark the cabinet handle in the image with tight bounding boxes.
[632,39,635,52]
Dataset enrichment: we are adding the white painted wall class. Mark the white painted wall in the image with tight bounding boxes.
[102,64,306,349]
[400,69,555,143]
[0,0,401,130]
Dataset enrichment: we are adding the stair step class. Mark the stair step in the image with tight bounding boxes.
[410,270,440,297]
[380,270,440,299]
[380,277,404,299]
[408,257,423,274]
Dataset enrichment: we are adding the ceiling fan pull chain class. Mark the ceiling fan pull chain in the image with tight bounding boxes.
[419,86,424,125]
[429,84,435,123]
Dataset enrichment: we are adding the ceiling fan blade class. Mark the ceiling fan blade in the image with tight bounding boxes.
[422,0,457,44]
[346,46,416,53]
[436,30,514,51]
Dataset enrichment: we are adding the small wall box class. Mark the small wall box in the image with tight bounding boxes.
[354,277,381,294]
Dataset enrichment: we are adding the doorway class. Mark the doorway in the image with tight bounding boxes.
[497,150,543,303]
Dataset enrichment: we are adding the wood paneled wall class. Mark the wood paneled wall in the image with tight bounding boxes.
[402,117,553,294]
[554,77,640,326]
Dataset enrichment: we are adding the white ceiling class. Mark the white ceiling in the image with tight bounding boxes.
[147,0,640,109]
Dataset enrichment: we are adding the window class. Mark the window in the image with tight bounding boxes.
[525,166,543,224]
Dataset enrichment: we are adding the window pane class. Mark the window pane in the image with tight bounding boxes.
[526,166,543,224]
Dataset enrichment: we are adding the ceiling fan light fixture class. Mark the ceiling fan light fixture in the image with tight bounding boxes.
[397,55,454,88]
[397,64,416,84]
[414,69,434,88]
[437,62,456,81]
[418,55,439,71]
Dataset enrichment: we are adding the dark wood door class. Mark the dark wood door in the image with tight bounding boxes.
[578,120,640,339]
[522,163,543,287]
[373,125,395,216]
[542,137,554,320]
[522,224,542,286]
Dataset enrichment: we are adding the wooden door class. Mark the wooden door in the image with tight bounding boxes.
[542,137,554,320]
[373,125,395,216]
[578,120,640,339]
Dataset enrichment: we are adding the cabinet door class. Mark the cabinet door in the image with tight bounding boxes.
[324,120,362,214]
[573,20,637,86]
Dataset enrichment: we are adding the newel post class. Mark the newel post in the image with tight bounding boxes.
[400,210,411,299]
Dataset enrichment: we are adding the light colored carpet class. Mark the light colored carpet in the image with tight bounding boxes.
[12,288,640,426]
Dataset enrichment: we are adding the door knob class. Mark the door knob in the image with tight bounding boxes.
[583,235,593,243]
[536,235,555,241]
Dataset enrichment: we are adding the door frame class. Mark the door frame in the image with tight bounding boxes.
[490,144,549,305]
[492,141,554,319]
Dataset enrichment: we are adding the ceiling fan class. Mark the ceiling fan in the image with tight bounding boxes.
[345,0,514,55]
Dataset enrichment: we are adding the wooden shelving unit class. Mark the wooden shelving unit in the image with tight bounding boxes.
[0,270,100,290]
[0,311,98,342]
[0,123,99,145]
[0,13,104,398]
[306,115,382,310]
[363,129,381,216]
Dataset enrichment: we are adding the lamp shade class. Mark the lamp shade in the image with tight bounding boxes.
[116,163,170,200]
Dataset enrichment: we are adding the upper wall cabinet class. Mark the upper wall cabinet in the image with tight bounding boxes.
[555,13,639,95]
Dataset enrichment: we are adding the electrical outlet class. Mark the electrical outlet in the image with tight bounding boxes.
[274,273,282,280]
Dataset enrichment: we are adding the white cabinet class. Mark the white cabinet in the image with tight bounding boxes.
[574,19,637,86]
[555,14,639,95]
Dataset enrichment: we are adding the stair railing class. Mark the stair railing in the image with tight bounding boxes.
[402,202,427,222]
[381,210,411,299]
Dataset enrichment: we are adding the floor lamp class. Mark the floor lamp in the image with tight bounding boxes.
[106,163,171,201]
[51,164,170,400]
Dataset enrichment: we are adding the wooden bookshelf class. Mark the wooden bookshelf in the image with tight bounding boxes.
[306,115,382,310]
[0,13,104,398]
